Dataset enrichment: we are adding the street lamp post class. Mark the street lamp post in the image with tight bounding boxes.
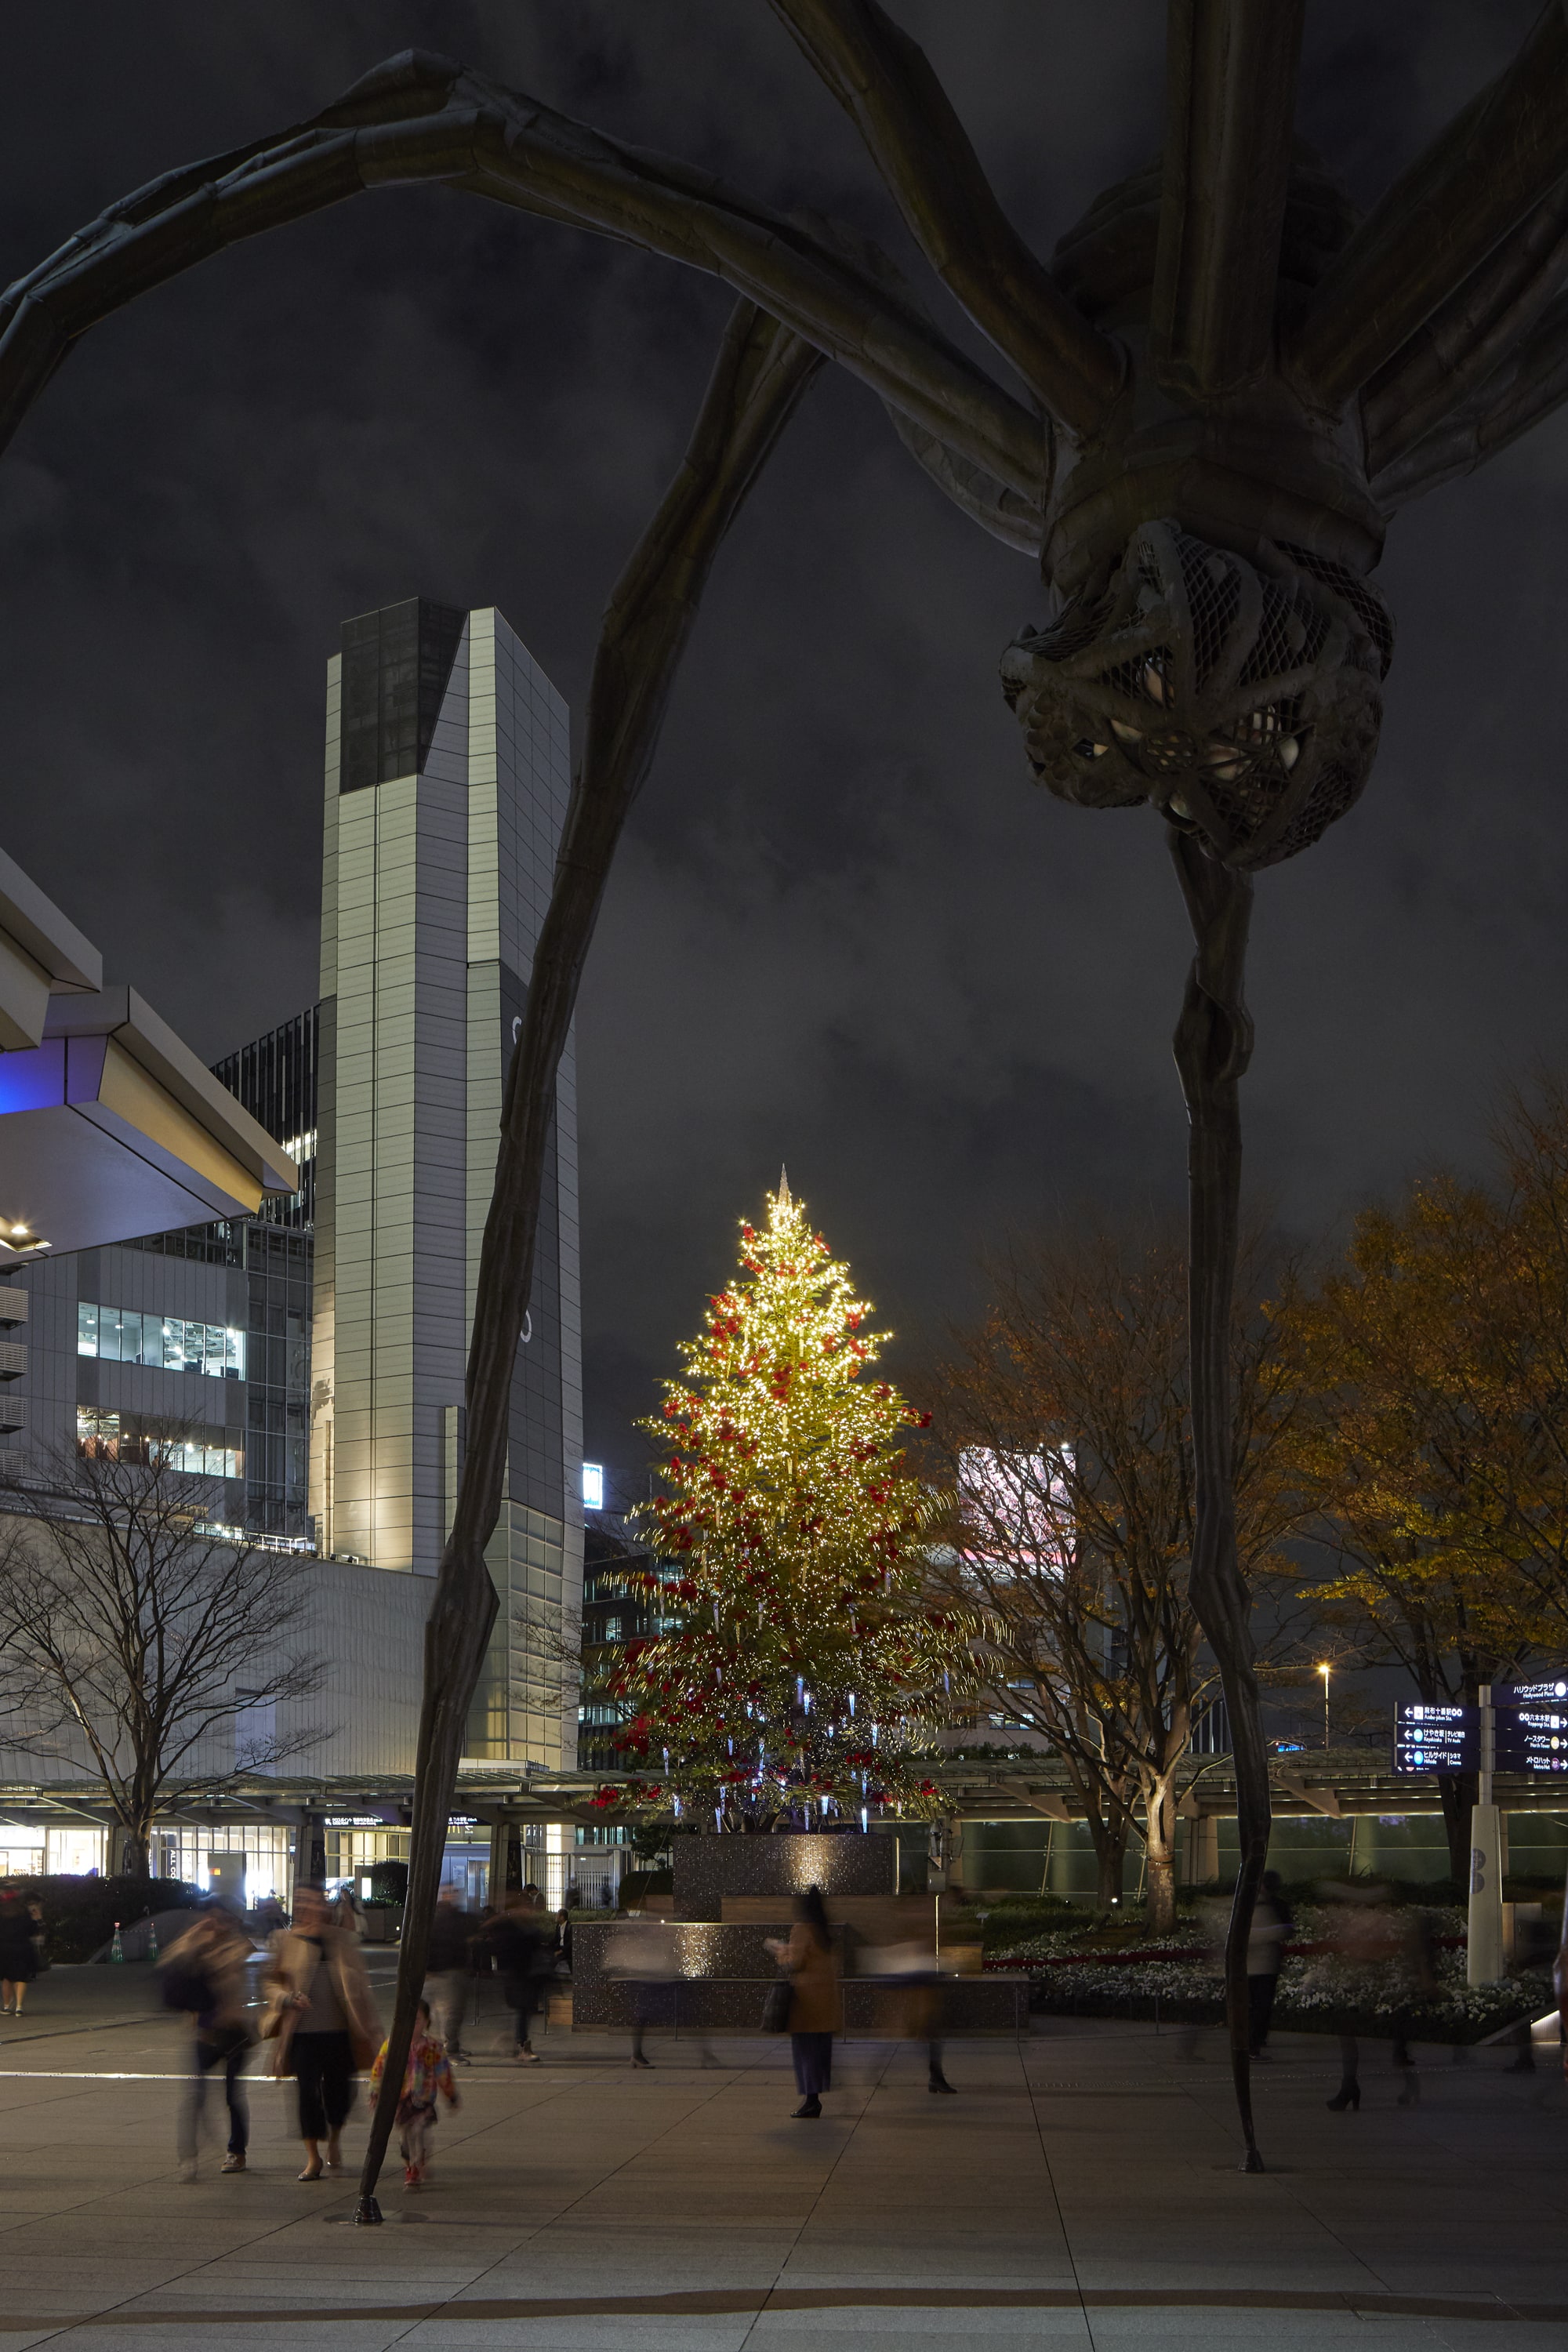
[1319,1664,1330,1752]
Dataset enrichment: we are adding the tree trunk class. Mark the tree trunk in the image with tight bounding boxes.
[1144,1777,1178,1935]
[1169,829,1269,2172]
[113,1824,151,1879]
[1088,1810,1128,1906]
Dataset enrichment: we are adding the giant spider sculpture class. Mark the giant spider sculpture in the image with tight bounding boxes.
[7,1,1568,2190]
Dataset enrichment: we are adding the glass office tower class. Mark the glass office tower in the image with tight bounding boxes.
[310,597,583,1768]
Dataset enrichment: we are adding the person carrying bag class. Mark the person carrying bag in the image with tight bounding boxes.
[263,1884,380,2180]
[764,1886,842,2119]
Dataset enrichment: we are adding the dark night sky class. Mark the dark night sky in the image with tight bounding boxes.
[2,2,1564,1501]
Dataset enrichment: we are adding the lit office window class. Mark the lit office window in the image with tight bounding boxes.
[76,1406,120,1456]
[74,1406,241,1479]
[76,1303,244,1380]
[582,1461,604,1511]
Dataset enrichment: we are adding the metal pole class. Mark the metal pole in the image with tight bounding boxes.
[1468,1682,1504,1985]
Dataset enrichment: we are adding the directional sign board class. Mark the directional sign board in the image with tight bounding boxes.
[1496,1687,1568,1774]
[1393,1701,1479,1774]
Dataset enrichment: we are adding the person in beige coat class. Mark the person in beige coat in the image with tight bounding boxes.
[766,1886,841,2118]
[265,1885,380,2180]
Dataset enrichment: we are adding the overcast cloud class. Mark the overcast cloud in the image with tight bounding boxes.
[1,1,1562,1492]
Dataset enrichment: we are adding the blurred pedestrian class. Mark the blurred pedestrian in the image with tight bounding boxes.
[1247,1871,1294,2058]
[263,1883,380,2180]
[485,1891,546,2063]
[864,1931,955,2093]
[605,1912,676,2068]
[0,1890,39,2017]
[371,1998,459,2188]
[331,1884,366,1937]
[161,1907,256,2180]
[253,1893,285,1938]
[426,1885,474,2064]
[554,1906,573,1976]
[766,1886,841,2118]
[1319,1881,1400,2111]
[1389,1905,1438,2105]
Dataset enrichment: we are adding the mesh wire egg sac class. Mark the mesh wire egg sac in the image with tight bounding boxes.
[1000,521,1394,870]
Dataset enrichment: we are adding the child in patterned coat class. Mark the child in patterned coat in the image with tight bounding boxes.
[371,1999,460,2187]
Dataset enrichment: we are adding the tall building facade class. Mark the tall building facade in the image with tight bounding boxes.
[0,596,583,1783]
[310,597,583,1769]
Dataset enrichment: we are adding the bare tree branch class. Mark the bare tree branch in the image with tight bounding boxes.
[923,1221,1303,1926]
[0,1442,327,1868]
[1149,0,1305,398]
[1287,2,1568,410]
[0,50,1046,500]
[1370,283,1568,508]
[765,0,1121,437]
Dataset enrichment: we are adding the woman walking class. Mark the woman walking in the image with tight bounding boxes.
[767,1886,841,2119]
[265,1883,379,2180]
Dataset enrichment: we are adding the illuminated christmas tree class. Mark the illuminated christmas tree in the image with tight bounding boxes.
[595,1178,971,1829]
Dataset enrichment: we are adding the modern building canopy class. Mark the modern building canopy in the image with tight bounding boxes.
[0,842,100,1053]
[0,973,298,1258]
[0,843,296,1256]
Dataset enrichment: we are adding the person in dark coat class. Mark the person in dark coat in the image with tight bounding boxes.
[425,1886,475,2063]
[766,1886,842,2118]
[0,1893,40,2016]
[485,1892,546,2063]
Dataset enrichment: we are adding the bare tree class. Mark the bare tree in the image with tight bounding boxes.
[0,1439,326,1876]
[925,1228,1304,1935]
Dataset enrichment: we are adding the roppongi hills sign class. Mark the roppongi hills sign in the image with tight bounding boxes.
[1394,1683,1568,1777]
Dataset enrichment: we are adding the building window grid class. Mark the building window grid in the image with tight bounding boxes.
[77,1303,245,1380]
[75,1406,242,1482]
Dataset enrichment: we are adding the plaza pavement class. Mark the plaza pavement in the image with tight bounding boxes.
[2,1962,1568,2349]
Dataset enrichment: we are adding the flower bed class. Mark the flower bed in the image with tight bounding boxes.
[982,1904,1554,2045]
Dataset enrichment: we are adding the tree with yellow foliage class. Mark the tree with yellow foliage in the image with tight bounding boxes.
[1275,1085,1568,1876]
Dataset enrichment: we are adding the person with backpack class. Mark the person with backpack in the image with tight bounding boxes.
[160,1907,257,2180]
